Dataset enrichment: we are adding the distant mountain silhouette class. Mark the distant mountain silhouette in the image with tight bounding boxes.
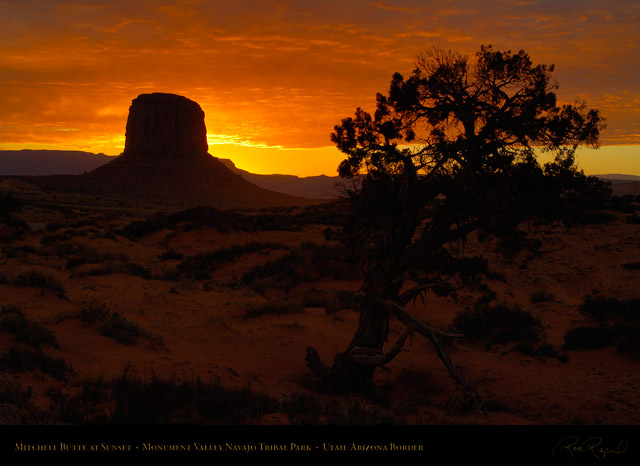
[17,93,319,209]
[217,158,341,199]
[595,174,640,182]
[0,150,112,176]
[596,174,640,196]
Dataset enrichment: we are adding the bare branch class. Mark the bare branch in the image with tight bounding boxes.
[349,325,414,367]
[379,299,483,411]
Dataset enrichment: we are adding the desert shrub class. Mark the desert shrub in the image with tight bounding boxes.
[1,245,37,258]
[565,296,640,359]
[573,210,617,225]
[531,291,555,303]
[158,248,184,261]
[98,313,144,345]
[172,202,347,233]
[622,262,640,270]
[296,288,358,314]
[512,342,565,361]
[120,212,168,239]
[626,214,640,224]
[605,197,637,213]
[0,193,29,237]
[563,326,617,350]
[123,262,152,280]
[176,242,287,280]
[283,393,397,425]
[0,347,73,381]
[493,230,541,257]
[74,261,152,280]
[0,305,59,349]
[241,241,360,290]
[167,206,249,233]
[54,369,280,424]
[121,202,347,240]
[122,207,249,238]
[45,221,65,232]
[0,193,22,218]
[41,230,82,245]
[453,303,544,348]
[578,295,639,326]
[54,241,127,269]
[0,376,33,407]
[79,303,111,324]
[244,297,303,318]
[12,270,66,297]
[78,303,161,346]
[614,324,640,360]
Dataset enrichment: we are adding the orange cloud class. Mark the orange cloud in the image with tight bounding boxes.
[0,0,638,175]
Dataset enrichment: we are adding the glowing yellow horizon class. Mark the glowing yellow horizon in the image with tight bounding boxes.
[2,137,638,178]
[1,1,638,177]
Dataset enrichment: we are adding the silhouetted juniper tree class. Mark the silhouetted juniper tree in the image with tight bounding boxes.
[305,46,607,409]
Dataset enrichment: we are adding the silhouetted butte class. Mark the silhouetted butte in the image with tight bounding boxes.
[29,93,309,208]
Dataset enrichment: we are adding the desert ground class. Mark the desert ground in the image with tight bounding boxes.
[0,176,639,427]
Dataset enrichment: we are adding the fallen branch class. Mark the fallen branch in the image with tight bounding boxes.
[380,299,484,412]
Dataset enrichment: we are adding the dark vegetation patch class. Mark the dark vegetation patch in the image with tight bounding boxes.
[295,288,358,314]
[76,303,162,346]
[1,244,37,259]
[531,291,556,304]
[120,201,348,239]
[7,367,398,425]
[0,193,28,237]
[0,347,73,381]
[240,287,357,323]
[41,229,89,245]
[243,296,303,318]
[454,303,544,346]
[2,269,67,298]
[73,261,153,280]
[604,196,638,214]
[453,303,561,359]
[173,241,288,281]
[158,248,184,261]
[51,368,280,424]
[51,241,128,269]
[0,305,59,349]
[626,214,640,224]
[282,392,397,425]
[578,295,639,325]
[0,377,33,412]
[563,296,640,360]
[622,262,640,271]
[241,241,361,291]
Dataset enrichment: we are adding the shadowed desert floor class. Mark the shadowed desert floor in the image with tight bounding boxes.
[1,178,639,426]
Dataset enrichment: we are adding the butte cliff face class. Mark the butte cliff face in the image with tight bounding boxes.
[32,93,310,208]
[122,93,209,161]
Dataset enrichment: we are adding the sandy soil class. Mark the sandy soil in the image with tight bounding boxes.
[0,184,639,426]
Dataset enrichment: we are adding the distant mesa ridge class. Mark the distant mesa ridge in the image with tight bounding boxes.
[14,93,320,208]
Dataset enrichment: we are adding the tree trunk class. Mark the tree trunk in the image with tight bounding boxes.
[305,261,395,394]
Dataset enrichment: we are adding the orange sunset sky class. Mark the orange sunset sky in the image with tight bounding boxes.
[1,0,639,177]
